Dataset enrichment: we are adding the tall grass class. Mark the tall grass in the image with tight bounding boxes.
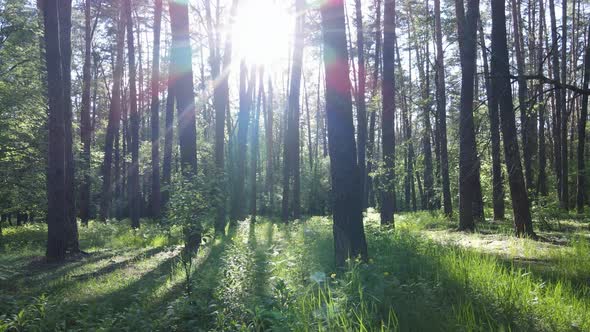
[0,214,588,331]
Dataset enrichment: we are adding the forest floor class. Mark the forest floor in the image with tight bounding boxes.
[0,210,589,331]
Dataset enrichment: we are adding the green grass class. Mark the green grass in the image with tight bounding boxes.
[0,213,589,331]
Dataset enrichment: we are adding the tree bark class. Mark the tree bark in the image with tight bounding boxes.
[455,0,480,231]
[435,0,452,217]
[233,61,251,221]
[100,7,125,221]
[282,0,305,222]
[44,0,69,261]
[559,0,568,209]
[59,0,78,252]
[366,0,381,209]
[170,0,197,174]
[250,68,264,222]
[320,0,368,267]
[150,0,162,219]
[380,0,396,225]
[576,24,590,213]
[548,0,563,203]
[537,0,548,196]
[511,0,534,193]
[354,0,368,211]
[491,0,535,237]
[479,20,505,220]
[79,0,92,225]
[125,0,140,229]
[162,83,174,207]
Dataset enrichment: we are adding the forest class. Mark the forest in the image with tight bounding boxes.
[0,0,589,329]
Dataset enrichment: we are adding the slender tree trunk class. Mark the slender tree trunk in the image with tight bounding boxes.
[162,83,174,207]
[548,0,563,203]
[250,68,264,222]
[576,24,590,213]
[354,0,368,211]
[125,0,140,229]
[491,0,535,237]
[380,0,396,225]
[170,0,197,174]
[233,61,251,221]
[44,0,69,261]
[559,0,568,209]
[435,0,452,217]
[79,0,92,226]
[100,7,125,221]
[455,0,480,231]
[511,0,534,192]
[58,0,78,252]
[150,0,162,218]
[320,0,368,266]
[479,20,505,220]
[366,0,381,209]
[537,0,548,196]
[282,0,305,222]
[266,78,274,213]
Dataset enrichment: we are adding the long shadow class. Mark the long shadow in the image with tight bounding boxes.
[249,221,274,301]
[479,249,590,296]
[76,247,182,313]
[68,246,166,281]
[144,231,234,317]
[1,249,126,293]
[362,231,589,331]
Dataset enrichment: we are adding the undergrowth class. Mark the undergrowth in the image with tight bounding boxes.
[0,213,588,331]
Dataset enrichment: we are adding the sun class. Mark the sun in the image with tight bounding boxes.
[232,0,293,68]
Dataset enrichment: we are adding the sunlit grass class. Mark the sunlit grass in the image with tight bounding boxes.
[0,213,589,331]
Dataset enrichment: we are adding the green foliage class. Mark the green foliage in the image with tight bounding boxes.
[0,214,589,331]
[0,0,46,219]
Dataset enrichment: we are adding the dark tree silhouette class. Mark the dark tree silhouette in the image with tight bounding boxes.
[320,0,368,266]
[380,0,395,225]
[491,0,535,237]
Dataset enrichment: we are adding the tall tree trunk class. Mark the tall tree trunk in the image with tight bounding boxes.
[125,0,140,229]
[150,0,162,218]
[366,0,381,209]
[416,40,435,211]
[380,0,395,225]
[282,0,305,222]
[435,0,452,217]
[354,0,368,211]
[170,0,197,174]
[59,0,78,252]
[250,68,264,222]
[491,0,535,237]
[455,0,480,231]
[559,0,568,209]
[79,0,92,226]
[479,20,505,220]
[233,61,251,221]
[548,0,563,203]
[537,0,548,196]
[320,0,368,266]
[100,7,125,221]
[43,0,69,261]
[266,78,274,213]
[210,0,237,232]
[511,0,534,192]
[162,83,174,207]
[576,24,590,213]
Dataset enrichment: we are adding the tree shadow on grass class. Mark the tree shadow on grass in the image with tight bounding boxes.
[248,221,274,302]
[358,230,589,331]
[144,230,235,317]
[68,246,167,281]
